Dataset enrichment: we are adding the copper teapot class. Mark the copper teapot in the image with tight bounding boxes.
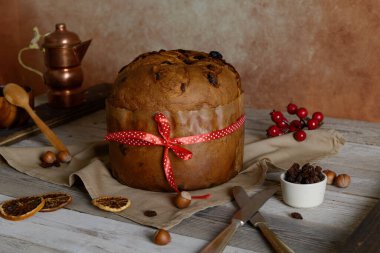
[19,23,91,107]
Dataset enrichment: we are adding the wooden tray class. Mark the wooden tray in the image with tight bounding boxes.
[0,83,111,146]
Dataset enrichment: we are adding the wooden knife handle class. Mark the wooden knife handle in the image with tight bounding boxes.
[199,218,243,253]
[255,222,295,253]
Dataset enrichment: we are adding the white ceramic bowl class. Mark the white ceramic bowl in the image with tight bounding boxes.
[280,172,327,208]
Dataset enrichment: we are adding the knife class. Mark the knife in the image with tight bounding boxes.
[233,186,295,253]
[199,187,278,253]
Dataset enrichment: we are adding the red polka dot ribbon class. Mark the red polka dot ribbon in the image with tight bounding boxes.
[105,113,246,198]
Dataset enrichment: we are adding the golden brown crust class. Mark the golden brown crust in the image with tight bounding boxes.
[40,193,72,212]
[0,196,45,221]
[108,49,242,112]
[91,196,131,212]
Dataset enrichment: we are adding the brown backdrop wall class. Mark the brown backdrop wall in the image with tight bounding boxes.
[1,0,379,122]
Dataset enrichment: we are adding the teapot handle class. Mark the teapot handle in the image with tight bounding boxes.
[18,27,44,78]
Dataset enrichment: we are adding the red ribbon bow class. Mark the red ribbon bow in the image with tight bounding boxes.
[105,113,245,198]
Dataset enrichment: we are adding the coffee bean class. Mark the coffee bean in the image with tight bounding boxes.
[144,210,157,217]
[290,212,303,219]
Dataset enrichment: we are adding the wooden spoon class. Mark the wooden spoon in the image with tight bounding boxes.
[4,83,69,152]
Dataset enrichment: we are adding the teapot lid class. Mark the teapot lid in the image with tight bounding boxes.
[43,23,81,48]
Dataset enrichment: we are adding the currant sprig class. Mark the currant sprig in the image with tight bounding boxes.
[266,103,324,142]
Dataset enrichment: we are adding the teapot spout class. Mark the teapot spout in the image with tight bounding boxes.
[73,39,92,62]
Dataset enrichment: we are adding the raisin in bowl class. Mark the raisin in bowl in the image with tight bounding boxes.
[280,163,327,208]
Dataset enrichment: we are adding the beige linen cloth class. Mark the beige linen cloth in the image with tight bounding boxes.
[0,129,345,229]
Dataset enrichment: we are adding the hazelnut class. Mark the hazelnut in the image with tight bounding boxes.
[40,151,56,164]
[57,151,72,163]
[174,191,191,209]
[153,229,171,245]
[335,174,350,188]
[323,169,336,185]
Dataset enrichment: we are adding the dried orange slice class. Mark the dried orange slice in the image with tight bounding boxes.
[0,196,45,221]
[40,193,72,212]
[91,196,131,212]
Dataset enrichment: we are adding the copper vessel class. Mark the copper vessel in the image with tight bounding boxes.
[19,23,91,108]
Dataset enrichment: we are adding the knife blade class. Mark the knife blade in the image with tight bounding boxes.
[233,186,295,253]
[199,187,278,253]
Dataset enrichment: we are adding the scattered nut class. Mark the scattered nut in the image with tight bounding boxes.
[174,191,191,209]
[57,151,72,163]
[154,229,171,245]
[323,169,336,185]
[335,174,350,188]
[40,151,56,164]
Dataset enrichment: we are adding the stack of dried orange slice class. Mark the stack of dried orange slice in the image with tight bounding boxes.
[0,192,72,221]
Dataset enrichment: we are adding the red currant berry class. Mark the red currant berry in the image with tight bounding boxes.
[277,120,288,129]
[294,130,307,142]
[312,112,324,123]
[287,103,298,114]
[296,107,308,119]
[289,125,298,132]
[270,111,284,123]
[266,125,282,137]
[307,119,319,130]
[290,120,303,129]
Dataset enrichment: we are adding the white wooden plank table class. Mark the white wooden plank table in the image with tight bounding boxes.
[0,108,379,253]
